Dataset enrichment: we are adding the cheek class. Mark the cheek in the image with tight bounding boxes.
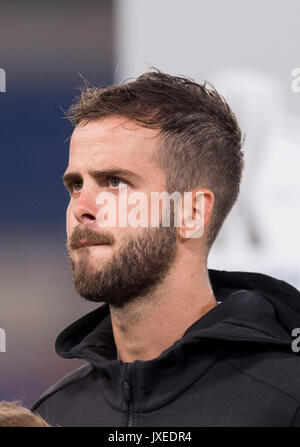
[66,202,74,239]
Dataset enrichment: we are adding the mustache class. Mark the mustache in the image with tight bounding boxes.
[67,226,115,250]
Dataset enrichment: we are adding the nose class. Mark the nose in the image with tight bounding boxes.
[72,185,98,225]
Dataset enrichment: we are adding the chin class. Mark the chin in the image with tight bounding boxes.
[75,247,112,268]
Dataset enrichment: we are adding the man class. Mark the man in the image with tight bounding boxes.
[32,70,300,426]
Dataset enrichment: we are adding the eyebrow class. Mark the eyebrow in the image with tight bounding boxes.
[62,168,143,186]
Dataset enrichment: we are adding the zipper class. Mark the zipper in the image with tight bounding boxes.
[122,363,135,427]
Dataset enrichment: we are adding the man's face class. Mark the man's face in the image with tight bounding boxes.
[64,116,177,308]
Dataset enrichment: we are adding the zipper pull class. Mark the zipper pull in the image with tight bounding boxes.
[123,381,131,403]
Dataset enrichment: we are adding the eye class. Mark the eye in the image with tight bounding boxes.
[70,181,83,193]
[108,177,127,189]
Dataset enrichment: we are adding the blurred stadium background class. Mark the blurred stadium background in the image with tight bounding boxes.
[1,0,299,408]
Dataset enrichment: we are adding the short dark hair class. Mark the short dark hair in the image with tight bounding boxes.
[67,69,244,253]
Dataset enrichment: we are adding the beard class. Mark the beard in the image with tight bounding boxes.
[66,225,177,309]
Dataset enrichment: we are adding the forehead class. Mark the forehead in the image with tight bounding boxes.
[68,116,161,172]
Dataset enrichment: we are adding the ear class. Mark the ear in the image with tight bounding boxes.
[177,188,214,240]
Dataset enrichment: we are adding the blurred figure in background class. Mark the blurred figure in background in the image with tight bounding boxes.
[209,69,300,289]
[0,402,50,427]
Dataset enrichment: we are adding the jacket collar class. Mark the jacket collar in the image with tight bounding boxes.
[54,269,300,411]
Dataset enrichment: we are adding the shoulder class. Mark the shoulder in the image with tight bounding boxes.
[31,363,94,413]
[225,349,300,404]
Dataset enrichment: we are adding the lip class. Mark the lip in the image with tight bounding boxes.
[76,240,107,249]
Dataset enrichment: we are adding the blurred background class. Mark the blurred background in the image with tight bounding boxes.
[1,0,299,408]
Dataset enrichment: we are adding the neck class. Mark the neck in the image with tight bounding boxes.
[110,260,217,362]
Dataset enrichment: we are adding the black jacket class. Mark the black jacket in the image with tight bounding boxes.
[31,269,300,427]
